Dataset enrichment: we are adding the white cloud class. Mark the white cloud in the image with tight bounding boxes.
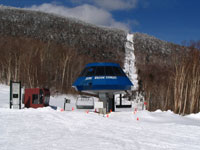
[28,3,130,31]
[70,0,138,10]
[93,0,138,10]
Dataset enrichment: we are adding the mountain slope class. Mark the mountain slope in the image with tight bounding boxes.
[0,6,126,59]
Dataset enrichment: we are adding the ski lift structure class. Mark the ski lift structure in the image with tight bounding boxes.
[115,94,132,108]
[72,62,133,113]
[76,95,94,109]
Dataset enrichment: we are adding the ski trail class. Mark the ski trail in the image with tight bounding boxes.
[124,33,138,91]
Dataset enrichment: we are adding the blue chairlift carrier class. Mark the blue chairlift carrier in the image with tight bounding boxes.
[72,62,133,112]
[73,63,133,93]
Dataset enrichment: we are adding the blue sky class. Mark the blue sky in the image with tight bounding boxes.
[0,0,199,44]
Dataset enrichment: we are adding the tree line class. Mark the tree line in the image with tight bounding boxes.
[139,40,200,114]
[0,36,88,93]
[0,36,122,94]
[1,35,200,114]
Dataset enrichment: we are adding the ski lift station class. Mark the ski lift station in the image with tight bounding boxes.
[72,62,133,112]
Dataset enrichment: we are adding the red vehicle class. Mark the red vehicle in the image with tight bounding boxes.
[23,88,50,108]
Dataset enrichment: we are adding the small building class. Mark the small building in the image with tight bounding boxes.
[23,88,50,108]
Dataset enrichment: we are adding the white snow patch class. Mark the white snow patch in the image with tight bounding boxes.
[186,112,200,120]
[0,84,10,108]
[124,33,138,91]
[123,33,145,109]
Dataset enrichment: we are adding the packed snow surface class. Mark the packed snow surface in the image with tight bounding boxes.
[1,85,200,150]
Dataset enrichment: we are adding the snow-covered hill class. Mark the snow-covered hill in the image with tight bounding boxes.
[1,85,200,150]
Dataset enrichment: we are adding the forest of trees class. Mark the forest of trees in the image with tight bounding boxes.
[0,36,200,115]
[138,40,200,115]
[0,34,200,115]
[169,41,200,114]
[0,36,123,94]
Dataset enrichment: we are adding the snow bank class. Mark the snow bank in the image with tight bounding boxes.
[186,112,200,120]
[0,84,10,108]
[1,108,200,150]
[1,85,200,150]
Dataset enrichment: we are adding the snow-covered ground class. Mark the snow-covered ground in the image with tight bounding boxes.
[1,85,200,150]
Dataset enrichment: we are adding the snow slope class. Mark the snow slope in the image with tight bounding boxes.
[124,33,138,91]
[1,85,200,150]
